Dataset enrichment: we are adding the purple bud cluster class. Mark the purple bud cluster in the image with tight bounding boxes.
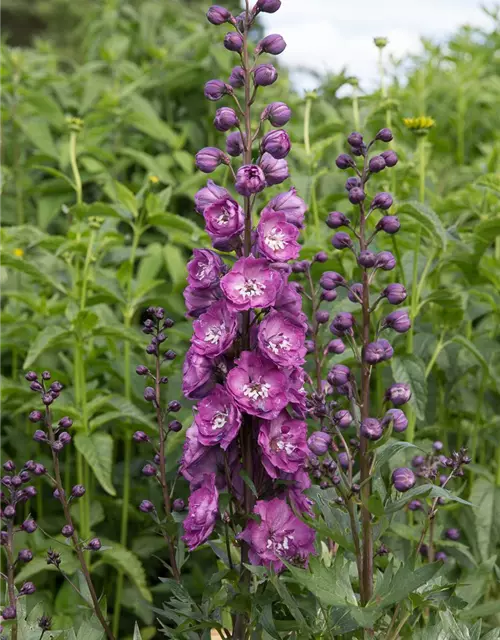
[175,2,316,571]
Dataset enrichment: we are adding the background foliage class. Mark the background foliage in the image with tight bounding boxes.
[1,1,500,638]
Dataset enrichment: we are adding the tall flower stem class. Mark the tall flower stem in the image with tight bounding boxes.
[6,521,18,640]
[44,407,115,640]
[303,95,320,237]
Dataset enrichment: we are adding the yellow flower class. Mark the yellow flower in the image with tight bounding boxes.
[13,248,24,258]
[403,116,436,134]
[149,175,159,184]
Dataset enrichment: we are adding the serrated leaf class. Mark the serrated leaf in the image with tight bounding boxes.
[76,619,105,640]
[74,432,116,496]
[97,539,152,602]
[374,441,423,471]
[398,200,448,250]
[385,484,432,514]
[475,173,500,195]
[392,355,427,420]
[286,556,357,607]
[113,181,138,217]
[0,251,67,294]
[23,325,72,369]
[374,562,442,608]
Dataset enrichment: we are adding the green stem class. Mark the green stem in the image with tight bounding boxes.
[424,332,446,379]
[303,96,320,237]
[303,97,312,157]
[352,88,360,131]
[470,370,485,465]
[69,131,83,206]
[80,231,96,312]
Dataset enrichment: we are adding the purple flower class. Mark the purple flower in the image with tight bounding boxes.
[364,339,393,364]
[308,432,331,456]
[260,153,289,186]
[239,498,315,572]
[206,5,232,25]
[229,66,245,88]
[381,409,408,433]
[195,147,228,173]
[383,283,407,305]
[213,107,239,133]
[235,165,266,196]
[262,102,291,127]
[220,257,283,311]
[195,385,242,449]
[257,210,300,262]
[274,282,304,317]
[392,467,416,492]
[191,301,237,357]
[223,32,243,53]
[203,196,245,247]
[226,131,245,157]
[183,284,222,318]
[182,348,219,399]
[360,418,383,441]
[258,411,309,477]
[256,34,287,55]
[257,311,306,367]
[194,180,229,214]
[254,64,278,86]
[204,79,231,101]
[226,351,288,419]
[383,310,411,333]
[266,188,307,228]
[386,383,412,406]
[187,249,226,289]
[182,473,219,551]
[261,129,291,159]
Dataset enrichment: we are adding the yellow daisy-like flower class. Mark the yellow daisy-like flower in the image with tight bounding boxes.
[403,116,436,135]
[149,175,159,184]
[13,248,24,258]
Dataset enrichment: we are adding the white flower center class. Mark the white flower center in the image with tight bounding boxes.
[204,324,223,344]
[196,264,209,280]
[265,227,286,252]
[212,411,228,430]
[216,212,230,225]
[268,333,292,355]
[236,278,266,299]
[243,382,271,400]
[275,439,296,455]
[266,534,293,555]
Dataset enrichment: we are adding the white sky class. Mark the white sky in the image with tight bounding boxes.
[259,0,495,91]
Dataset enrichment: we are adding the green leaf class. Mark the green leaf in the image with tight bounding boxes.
[163,244,186,290]
[286,556,357,607]
[18,118,58,158]
[391,355,427,421]
[384,484,432,514]
[94,540,152,603]
[76,619,105,640]
[451,335,489,372]
[23,325,72,369]
[473,217,500,254]
[239,469,258,498]
[397,200,448,250]
[98,324,145,349]
[374,562,442,608]
[32,165,76,189]
[374,441,423,472]
[0,251,67,294]
[74,432,116,496]
[125,94,179,146]
[112,181,138,217]
[475,173,500,195]
[470,478,495,562]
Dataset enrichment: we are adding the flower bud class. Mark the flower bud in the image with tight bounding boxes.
[376,128,393,142]
[3,460,15,472]
[360,418,383,440]
[375,251,396,271]
[169,420,182,432]
[204,79,231,101]
[433,440,444,451]
[136,365,149,376]
[412,455,424,467]
[435,551,447,562]
[50,381,63,393]
[256,0,281,13]
[168,401,182,413]
[369,155,386,173]
[335,154,354,170]
[139,500,155,513]
[3,505,16,518]
[370,192,393,211]
[142,464,157,477]
[321,289,337,302]
[86,537,102,551]
[262,101,291,126]
[383,283,407,305]
[58,432,72,447]
[33,430,47,443]
[261,129,291,159]
[260,153,288,185]
[42,393,53,406]
[348,187,366,204]
[18,549,33,563]
[41,371,51,380]
[347,132,363,148]
[327,364,351,387]
[330,312,355,336]
[19,470,30,483]
[214,107,239,132]
[69,484,85,499]
[61,525,74,538]
[408,499,422,511]
[133,431,150,444]
[338,452,349,469]
[30,381,43,392]
[195,147,228,173]
[313,251,328,263]
[11,475,22,487]
[347,283,363,303]
[364,339,394,364]
[173,498,185,512]
[331,232,353,249]
[229,66,245,88]
[345,177,361,191]
[383,310,411,333]
[25,371,38,381]
[254,64,278,86]
[315,311,329,325]
[308,432,332,456]
[319,271,344,290]
[29,411,43,423]
[164,350,177,361]
[382,408,408,433]
[327,339,345,354]
[392,467,416,492]
[305,340,315,354]
[206,5,232,24]
[256,33,286,55]
[19,581,36,597]
[381,150,398,167]
[357,250,376,268]
[223,32,243,52]
[385,383,411,406]
[32,464,46,476]
[377,215,400,234]
[235,165,266,196]
[58,416,73,429]
[225,131,244,157]
[144,387,156,402]
[326,211,349,229]
[2,605,16,619]
[22,519,37,533]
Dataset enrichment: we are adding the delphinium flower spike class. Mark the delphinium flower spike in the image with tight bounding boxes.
[22,372,115,640]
